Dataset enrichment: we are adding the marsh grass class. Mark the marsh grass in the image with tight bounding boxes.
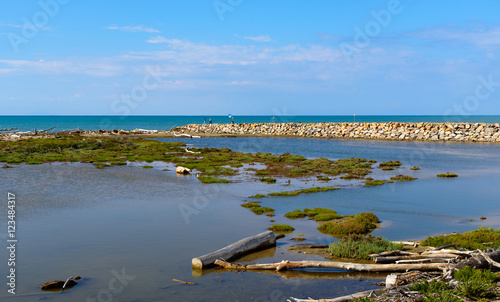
[251,206,275,215]
[437,172,459,178]
[329,235,403,260]
[259,177,277,183]
[421,227,500,250]
[254,186,338,199]
[268,224,294,233]
[318,212,379,236]
[410,166,421,170]
[198,176,229,184]
[378,160,402,168]
[364,180,384,186]
[241,201,260,208]
[390,175,417,182]
[142,165,153,169]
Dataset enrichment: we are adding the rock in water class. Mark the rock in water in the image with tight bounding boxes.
[176,166,191,174]
[41,280,77,291]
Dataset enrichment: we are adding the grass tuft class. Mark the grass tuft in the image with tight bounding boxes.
[329,235,403,260]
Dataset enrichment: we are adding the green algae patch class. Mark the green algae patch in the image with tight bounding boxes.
[390,175,417,182]
[364,179,384,186]
[251,206,275,215]
[379,160,402,168]
[437,172,459,178]
[268,224,294,233]
[241,201,260,209]
[421,227,500,250]
[252,186,339,199]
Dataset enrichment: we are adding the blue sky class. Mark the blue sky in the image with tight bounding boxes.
[1,0,500,116]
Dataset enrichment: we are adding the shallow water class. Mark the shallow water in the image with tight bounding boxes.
[0,137,499,301]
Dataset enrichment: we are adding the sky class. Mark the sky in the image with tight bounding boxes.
[1,0,500,116]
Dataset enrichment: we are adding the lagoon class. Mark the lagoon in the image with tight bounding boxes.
[1,137,499,301]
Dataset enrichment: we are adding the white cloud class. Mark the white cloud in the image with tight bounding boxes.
[243,35,271,42]
[107,25,160,33]
[412,26,500,48]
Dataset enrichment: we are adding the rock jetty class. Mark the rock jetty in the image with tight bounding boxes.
[175,122,500,143]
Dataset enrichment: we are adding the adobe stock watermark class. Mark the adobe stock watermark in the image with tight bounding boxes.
[339,0,403,63]
[86,268,135,302]
[444,73,500,122]
[178,185,221,224]
[100,65,168,129]
[7,0,70,53]
[213,0,243,21]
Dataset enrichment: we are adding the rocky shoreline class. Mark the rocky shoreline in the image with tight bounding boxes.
[175,122,500,143]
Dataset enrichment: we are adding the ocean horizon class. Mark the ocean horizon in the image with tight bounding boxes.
[1,115,499,132]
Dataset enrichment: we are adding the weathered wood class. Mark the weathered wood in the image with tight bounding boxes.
[374,253,459,264]
[192,231,276,269]
[288,288,385,302]
[214,259,446,272]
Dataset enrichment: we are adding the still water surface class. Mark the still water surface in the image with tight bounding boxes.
[1,137,499,301]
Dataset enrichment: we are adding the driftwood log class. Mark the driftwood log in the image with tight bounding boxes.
[214,259,446,272]
[192,231,276,269]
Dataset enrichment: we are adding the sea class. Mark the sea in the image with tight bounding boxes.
[0,115,500,301]
[0,115,499,132]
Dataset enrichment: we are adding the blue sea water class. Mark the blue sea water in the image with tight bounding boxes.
[0,115,499,132]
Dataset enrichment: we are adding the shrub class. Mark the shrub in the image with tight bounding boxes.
[454,266,497,300]
[329,235,403,260]
[318,212,379,236]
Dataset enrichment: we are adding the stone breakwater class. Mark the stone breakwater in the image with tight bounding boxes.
[176,122,500,143]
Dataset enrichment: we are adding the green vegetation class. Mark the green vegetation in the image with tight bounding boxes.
[142,165,153,169]
[316,176,332,182]
[251,206,275,215]
[255,170,269,176]
[410,280,459,302]
[364,179,384,186]
[421,227,500,250]
[285,208,342,221]
[437,172,459,178]
[268,224,294,233]
[410,266,499,301]
[318,212,379,236]
[241,201,260,208]
[390,174,417,182]
[251,186,338,198]
[410,166,421,170]
[378,160,402,168]
[329,235,403,260]
[259,177,277,183]
[198,176,229,184]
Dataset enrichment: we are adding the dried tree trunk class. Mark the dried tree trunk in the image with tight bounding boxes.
[192,231,276,269]
[214,259,446,272]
